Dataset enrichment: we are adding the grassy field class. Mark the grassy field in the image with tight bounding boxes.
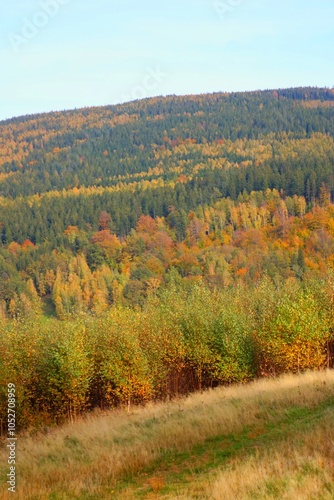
[1,370,334,499]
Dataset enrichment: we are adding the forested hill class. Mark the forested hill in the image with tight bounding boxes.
[1,86,334,244]
[3,88,334,431]
[1,87,334,198]
[1,86,334,320]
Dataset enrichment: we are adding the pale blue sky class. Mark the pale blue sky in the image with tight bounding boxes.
[1,0,333,120]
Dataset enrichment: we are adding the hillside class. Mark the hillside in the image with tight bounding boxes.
[1,87,334,193]
[1,87,334,319]
[0,370,333,499]
[1,87,334,432]
[1,87,334,242]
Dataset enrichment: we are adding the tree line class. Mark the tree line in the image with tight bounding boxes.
[1,275,333,430]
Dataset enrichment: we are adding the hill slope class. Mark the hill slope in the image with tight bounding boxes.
[1,87,334,324]
[1,370,333,499]
[1,90,334,457]
[1,87,334,243]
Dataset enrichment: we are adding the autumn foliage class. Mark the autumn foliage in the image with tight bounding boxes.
[1,88,334,431]
[0,275,333,431]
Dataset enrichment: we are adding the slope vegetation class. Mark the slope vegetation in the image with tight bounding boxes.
[0,370,333,499]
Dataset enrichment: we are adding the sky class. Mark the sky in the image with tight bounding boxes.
[1,0,333,121]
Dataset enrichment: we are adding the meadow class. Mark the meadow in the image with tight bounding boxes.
[1,370,333,499]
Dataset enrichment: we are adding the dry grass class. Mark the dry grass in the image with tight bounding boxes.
[210,426,334,500]
[1,370,334,499]
[169,409,334,499]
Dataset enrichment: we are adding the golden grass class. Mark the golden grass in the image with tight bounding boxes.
[210,425,334,500]
[168,410,334,499]
[1,370,334,499]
